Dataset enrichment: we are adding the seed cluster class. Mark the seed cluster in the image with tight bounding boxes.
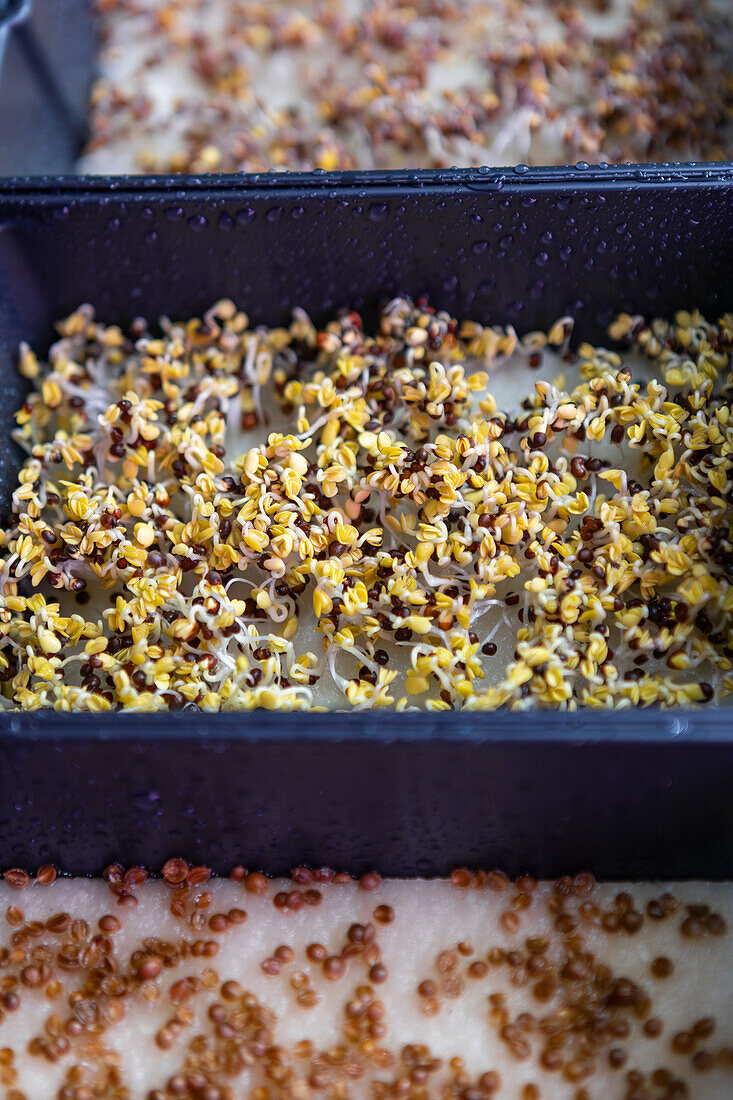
[2,299,733,711]
[83,0,733,174]
[0,864,730,1099]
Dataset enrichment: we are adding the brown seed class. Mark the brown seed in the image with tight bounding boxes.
[20,965,42,988]
[610,978,639,1006]
[539,1050,562,1072]
[261,957,281,976]
[487,871,510,891]
[245,872,268,895]
[681,916,705,938]
[451,868,474,889]
[643,1018,662,1037]
[187,865,211,887]
[562,959,588,981]
[437,950,457,973]
[161,858,189,886]
[692,1050,715,1073]
[227,908,247,924]
[275,945,294,964]
[314,867,335,883]
[501,911,520,934]
[622,911,643,934]
[516,875,537,894]
[208,914,230,933]
[124,867,148,888]
[139,957,162,981]
[45,913,70,934]
[359,872,381,891]
[608,1048,627,1069]
[71,919,89,942]
[156,1027,174,1050]
[36,865,57,885]
[650,956,674,979]
[169,977,197,1003]
[323,956,344,980]
[374,905,394,925]
[170,897,187,919]
[706,913,727,935]
[364,943,381,968]
[672,1031,694,1054]
[468,961,488,980]
[297,989,320,1009]
[369,964,388,983]
[444,975,465,999]
[3,870,29,890]
[228,865,247,882]
[418,980,437,998]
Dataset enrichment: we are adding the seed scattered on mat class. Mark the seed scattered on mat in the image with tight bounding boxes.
[0,864,731,1098]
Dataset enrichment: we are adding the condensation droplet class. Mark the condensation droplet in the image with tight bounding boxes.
[369,202,389,221]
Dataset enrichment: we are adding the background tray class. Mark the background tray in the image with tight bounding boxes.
[0,0,94,177]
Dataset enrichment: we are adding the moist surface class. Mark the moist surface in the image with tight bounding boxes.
[0,868,731,1099]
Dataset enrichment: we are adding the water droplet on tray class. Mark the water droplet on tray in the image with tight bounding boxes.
[369,202,389,221]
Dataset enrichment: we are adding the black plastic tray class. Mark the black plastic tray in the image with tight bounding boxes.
[0,167,732,879]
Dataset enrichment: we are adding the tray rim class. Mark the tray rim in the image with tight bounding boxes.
[0,709,731,743]
[2,162,733,197]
